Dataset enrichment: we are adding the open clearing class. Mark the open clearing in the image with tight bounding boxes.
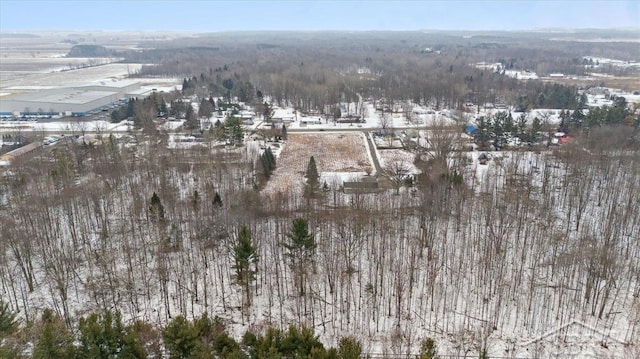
[263,132,373,195]
[377,148,419,173]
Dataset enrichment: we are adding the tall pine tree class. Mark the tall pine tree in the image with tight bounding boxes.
[149,192,165,223]
[184,105,198,132]
[232,225,258,314]
[77,311,145,358]
[260,147,276,180]
[305,156,319,197]
[212,192,223,208]
[32,309,75,359]
[0,300,16,339]
[284,218,316,296]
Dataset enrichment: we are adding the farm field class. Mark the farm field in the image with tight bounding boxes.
[1,63,143,90]
[263,132,373,195]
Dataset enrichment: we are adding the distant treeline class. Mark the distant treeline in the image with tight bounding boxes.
[66,44,121,58]
[111,31,638,113]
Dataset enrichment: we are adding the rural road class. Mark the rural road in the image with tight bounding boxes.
[363,131,383,176]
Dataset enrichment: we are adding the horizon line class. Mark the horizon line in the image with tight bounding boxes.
[2,27,639,33]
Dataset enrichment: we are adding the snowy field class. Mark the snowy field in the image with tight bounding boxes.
[0,118,132,133]
[1,63,144,90]
[377,148,419,174]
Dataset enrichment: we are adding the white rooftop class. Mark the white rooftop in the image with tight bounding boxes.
[6,88,118,105]
[77,79,139,89]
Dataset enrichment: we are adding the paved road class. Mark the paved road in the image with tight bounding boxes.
[363,131,383,176]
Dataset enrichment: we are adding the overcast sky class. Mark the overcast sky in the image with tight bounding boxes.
[1,0,638,32]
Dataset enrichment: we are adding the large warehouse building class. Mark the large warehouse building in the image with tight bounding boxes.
[76,79,140,97]
[0,80,142,116]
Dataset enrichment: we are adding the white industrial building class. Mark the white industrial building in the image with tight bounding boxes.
[0,88,118,116]
[76,79,140,97]
[0,80,142,116]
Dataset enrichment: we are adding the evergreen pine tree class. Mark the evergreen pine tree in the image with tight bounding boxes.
[338,336,362,359]
[212,192,223,208]
[198,97,214,119]
[224,116,244,145]
[232,225,258,310]
[261,153,271,179]
[417,337,440,359]
[263,102,274,123]
[77,311,145,358]
[184,105,198,132]
[305,156,319,196]
[515,112,528,139]
[212,119,225,141]
[222,78,234,103]
[32,309,75,359]
[0,300,17,339]
[281,124,288,140]
[266,147,276,171]
[162,316,202,358]
[280,326,326,357]
[192,190,200,212]
[475,116,493,151]
[149,192,165,223]
[504,111,515,135]
[559,109,571,132]
[125,98,135,118]
[529,117,543,145]
[260,147,277,180]
[284,218,316,296]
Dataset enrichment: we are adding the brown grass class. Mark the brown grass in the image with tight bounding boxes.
[263,132,372,195]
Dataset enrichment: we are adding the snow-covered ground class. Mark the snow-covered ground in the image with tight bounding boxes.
[1,92,639,357]
[582,56,640,69]
[1,63,144,89]
[1,129,638,358]
[271,102,458,132]
[0,118,132,133]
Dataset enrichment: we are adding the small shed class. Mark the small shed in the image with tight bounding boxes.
[343,180,379,194]
[300,116,322,125]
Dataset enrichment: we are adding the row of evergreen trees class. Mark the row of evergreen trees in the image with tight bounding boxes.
[208,116,245,145]
[558,96,637,131]
[473,111,540,150]
[182,75,260,105]
[474,100,638,150]
[260,147,276,180]
[1,299,442,358]
[515,83,583,112]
